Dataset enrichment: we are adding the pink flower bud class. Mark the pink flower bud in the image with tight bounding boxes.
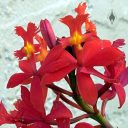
[40,19,56,49]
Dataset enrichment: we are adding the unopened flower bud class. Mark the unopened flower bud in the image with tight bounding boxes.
[40,19,56,49]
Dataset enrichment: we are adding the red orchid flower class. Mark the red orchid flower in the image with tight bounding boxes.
[76,38,124,106]
[0,87,73,128]
[14,22,40,59]
[0,86,51,128]
[46,98,72,128]
[59,2,95,50]
[60,12,92,49]
[59,3,125,106]
[3,2,128,128]
[7,44,77,88]
[7,44,77,111]
[97,63,127,116]
[7,58,37,88]
[102,61,127,109]
[0,101,11,125]
[96,39,127,117]
[7,57,49,112]
[98,39,127,108]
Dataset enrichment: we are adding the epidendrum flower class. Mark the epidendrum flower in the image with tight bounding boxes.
[0,86,72,128]
[14,22,39,59]
[1,2,128,128]
[59,2,124,106]
[7,45,77,88]
[97,39,128,116]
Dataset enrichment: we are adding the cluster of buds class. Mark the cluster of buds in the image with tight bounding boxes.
[0,2,128,128]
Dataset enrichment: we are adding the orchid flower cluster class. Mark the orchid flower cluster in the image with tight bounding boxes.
[1,2,128,128]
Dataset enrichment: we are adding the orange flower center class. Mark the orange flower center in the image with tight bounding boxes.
[36,48,48,62]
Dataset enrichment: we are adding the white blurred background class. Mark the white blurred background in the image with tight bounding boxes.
[0,0,128,127]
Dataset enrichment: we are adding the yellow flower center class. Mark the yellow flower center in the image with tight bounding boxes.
[70,31,83,50]
[23,42,35,58]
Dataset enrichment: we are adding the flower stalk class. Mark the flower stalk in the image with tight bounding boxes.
[68,70,114,128]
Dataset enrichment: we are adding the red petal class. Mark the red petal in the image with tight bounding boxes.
[21,86,32,107]
[81,67,116,83]
[35,35,47,49]
[75,122,94,128]
[60,15,74,33]
[112,39,125,48]
[7,73,32,88]
[21,86,46,118]
[15,22,38,44]
[43,50,76,73]
[113,83,126,108]
[26,22,38,43]
[21,86,45,117]
[40,46,76,84]
[12,99,43,122]
[85,20,96,34]
[42,63,76,84]
[12,99,22,111]
[0,102,11,125]
[119,67,128,87]
[11,99,44,123]
[96,84,116,100]
[75,2,87,15]
[47,100,72,120]
[43,45,63,64]
[77,68,98,106]
[30,76,46,115]
[81,38,111,65]
[14,49,26,59]
[19,59,36,74]
[60,14,88,35]
[15,26,26,38]
[101,100,107,117]
[101,89,116,101]
[56,118,70,128]
[38,45,63,74]
[59,37,71,48]
[85,47,124,67]
[21,77,32,85]
[27,22,38,35]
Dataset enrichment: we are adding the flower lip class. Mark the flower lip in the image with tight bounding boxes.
[23,42,35,58]
[70,31,83,45]
[70,31,83,50]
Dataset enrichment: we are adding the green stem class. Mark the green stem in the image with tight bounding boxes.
[73,93,94,114]
[68,70,94,114]
[91,113,113,128]
[68,70,113,128]
[73,92,113,128]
